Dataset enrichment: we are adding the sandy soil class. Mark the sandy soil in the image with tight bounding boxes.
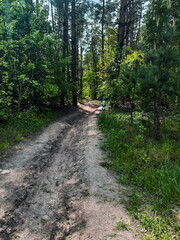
[0,101,142,240]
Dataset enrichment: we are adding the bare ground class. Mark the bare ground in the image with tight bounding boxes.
[0,101,142,240]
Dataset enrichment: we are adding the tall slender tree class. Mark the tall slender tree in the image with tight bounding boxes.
[101,0,105,65]
[51,0,55,32]
[61,0,69,105]
[71,0,77,106]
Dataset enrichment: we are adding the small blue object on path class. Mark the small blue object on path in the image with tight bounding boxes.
[102,97,106,111]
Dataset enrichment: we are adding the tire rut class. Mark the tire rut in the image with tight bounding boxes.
[0,109,90,240]
[0,102,142,240]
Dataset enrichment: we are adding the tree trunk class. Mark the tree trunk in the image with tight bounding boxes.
[76,40,79,84]
[116,0,127,73]
[51,0,55,32]
[80,46,83,100]
[29,0,33,7]
[71,0,77,106]
[118,0,126,45]
[62,0,69,106]
[102,0,105,66]
[130,110,133,126]
[129,0,134,48]
[67,26,70,83]
[91,37,97,99]
[136,4,143,48]
[125,6,129,47]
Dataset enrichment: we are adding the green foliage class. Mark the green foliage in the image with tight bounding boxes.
[98,111,180,207]
[110,50,143,107]
[114,221,130,231]
[139,46,180,98]
[83,27,117,99]
[0,107,61,152]
[98,111,180,239]
[0,0,69,118]
[125,191,180,239]
[83,68,98,99]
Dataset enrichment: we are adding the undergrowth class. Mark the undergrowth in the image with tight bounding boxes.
[98,110,180,239]
[0,107,61,152]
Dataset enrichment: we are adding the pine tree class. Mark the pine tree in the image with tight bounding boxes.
[139,0,180,139]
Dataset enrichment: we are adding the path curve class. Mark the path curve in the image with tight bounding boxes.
[0,102,141,240]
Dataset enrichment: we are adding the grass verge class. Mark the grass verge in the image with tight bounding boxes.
[0,107,61,153]
[98,110,180,239]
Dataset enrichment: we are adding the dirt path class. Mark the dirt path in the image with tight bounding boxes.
[0,102,142,240]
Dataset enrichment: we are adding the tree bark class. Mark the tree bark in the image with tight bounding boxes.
[129,0,134,48]
[116,0,127,73]
[102,0,105,66]
[61,0,69,106]
[71,0,77,106]
[51,0,55,32]
[91,36,98,99]
[76,40,79,83]
[136,4,143,48]
[80,46,83,100]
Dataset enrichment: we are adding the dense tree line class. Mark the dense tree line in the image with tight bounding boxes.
[83,0,180,138]
[0,0,58,117]
[0,0,180,139]
[0,0,89,122]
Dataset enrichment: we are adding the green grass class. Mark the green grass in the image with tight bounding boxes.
[124,192,180,239]
[0,107,61,152]
[114,221,131,231]
[98,110,180,239]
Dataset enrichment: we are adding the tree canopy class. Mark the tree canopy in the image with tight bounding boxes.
[0,0,179,137]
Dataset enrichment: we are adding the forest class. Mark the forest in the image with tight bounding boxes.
[0,0,180,239]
